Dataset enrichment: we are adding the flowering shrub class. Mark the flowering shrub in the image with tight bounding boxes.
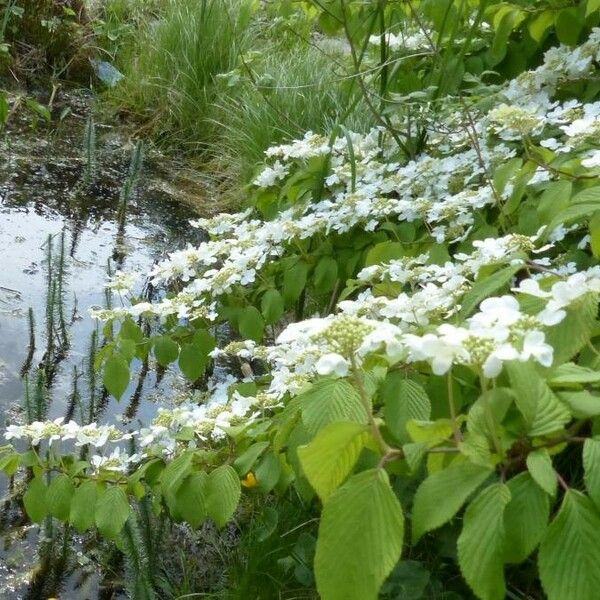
[9,10,600,600]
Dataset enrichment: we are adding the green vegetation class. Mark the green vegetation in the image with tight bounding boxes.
[5,1,600,599]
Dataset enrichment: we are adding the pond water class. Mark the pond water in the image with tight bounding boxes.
[0,91,204,598]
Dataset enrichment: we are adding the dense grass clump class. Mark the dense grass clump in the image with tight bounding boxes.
[112,0,253,151]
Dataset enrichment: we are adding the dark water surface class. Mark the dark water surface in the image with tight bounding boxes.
[0,91,202,598]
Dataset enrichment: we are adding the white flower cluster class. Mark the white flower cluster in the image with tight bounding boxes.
[89,32,600,327]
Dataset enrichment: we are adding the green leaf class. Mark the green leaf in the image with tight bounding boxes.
[526,449,557,496]
[545,294,597,365]
[283,259,308,304]
[254,452,282,493]
[161,452,193,497]
[506,362,571,436]
[458,264,522,318]
[178,343,206,382]
[299,378,368,435]
[70,481,99,533]
[457,483,511,600]
[549,363,600,385]
[555,7,583,46]
[583,438,600,509]
[314,256,338,293]
[365,241,405,266]
[298,422,371,502]
[412,461,492,543]
[95,486,130,539]
[539,490,600,600]
[23,477,48,523]
[537,180,572,224]
[261,289,284,325]
[233,441,269,475]
[238,306,265,342]
[205,465,241,527]
[47,474,75,521]
[383,375,431,443]
[315,469,404,600]
[176,472,208,528]
[154,335,179,367]
[503,473,549,564]
[558,391,600,418]
[103,352,130,400]
[547,185,600,232]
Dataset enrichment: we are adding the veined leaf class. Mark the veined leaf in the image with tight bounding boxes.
[506,362,571,436]
[583,438,600,509]
[412,460,492,543]
[539,490,600,600]
[23,477,48,524]
[545,294,597,365]
[383,375,431,443]
[458,264,522,319]
[205,465,241,527]
[299,377,367,435]
[176,472,208,528]
[457,483,511,600]
[95,486,130,539]
[315,469,404,600]
[298,421,371,502]
[526,448,557,496]
[503,473,549,564]
[70,481,99,533]
[47,474,75,521]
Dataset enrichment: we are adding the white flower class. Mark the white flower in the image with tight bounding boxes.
[520,331,554,367]
[582,150,600,168]
[315,353,350,377]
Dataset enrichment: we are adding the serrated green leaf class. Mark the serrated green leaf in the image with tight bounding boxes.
[457,483,511,600]
[459,264,522,318]
[503,473,549,564]
[545,294,597,365]
[383,375,431,443]
[314,256,338,293]
[254,452,282,493]
[261,289,284,325]
[23,477,48,523]
[154,335,179,367]
[412,461,492,543]
[283,259,308,304]
[558,391,600,418]
[95,486,130,539]
[299,378,368,435]
[176,472,208,528]
[583,438,600,509]
[539,490,600,600]
[70,481,98,533]
[526,448,557,496]
[506,362,571,436]
[103,352,130,400]
[238,306,265,342]
[549,363,600,385]
[47,474,75,521]
[537,180,572,224]
[315,469,404,600]
[233,441,269,475]
[298,422,371,502]
[205,465,241,527]
[178,342,207,382]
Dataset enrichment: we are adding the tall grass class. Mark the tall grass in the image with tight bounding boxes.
[112,0,253,151]
[211,42,373,187]
[106,0,374,196]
